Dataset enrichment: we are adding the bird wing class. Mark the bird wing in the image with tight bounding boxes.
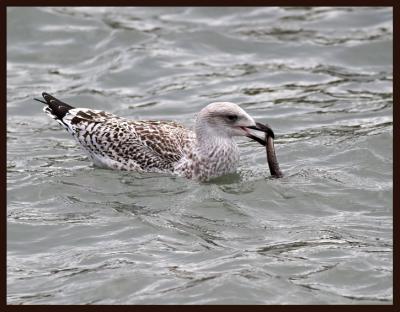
[62,108,194,170]
[38,92,194,170]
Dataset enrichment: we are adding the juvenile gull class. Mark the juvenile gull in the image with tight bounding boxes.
[36,92,273,181]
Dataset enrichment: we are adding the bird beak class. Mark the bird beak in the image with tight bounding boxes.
[242,122,275,146]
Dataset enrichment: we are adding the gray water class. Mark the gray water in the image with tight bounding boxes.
[7,7,393,304]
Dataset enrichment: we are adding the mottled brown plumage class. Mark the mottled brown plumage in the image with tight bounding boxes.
[38,92,269,181]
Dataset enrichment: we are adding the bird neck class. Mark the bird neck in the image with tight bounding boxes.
[194,122,235,154]
[197,136,236,155]
[193,124,239,173]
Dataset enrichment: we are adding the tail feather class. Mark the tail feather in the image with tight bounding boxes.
[36,92,75,120]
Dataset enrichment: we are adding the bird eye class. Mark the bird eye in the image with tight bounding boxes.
[226,114,238,122]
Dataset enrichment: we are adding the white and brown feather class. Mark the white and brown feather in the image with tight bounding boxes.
[61,108,195,172]
[39,92,256,181]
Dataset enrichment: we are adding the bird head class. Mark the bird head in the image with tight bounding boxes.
[195,102,272,145]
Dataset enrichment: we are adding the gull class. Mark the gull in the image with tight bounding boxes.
[35,92,273,181]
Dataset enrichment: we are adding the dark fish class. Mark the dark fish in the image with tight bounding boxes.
[246,122,283,178]
[266,131,283,178]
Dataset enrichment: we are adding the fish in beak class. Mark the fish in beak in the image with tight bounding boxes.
[243,122,275,146]
[244,121,283,178]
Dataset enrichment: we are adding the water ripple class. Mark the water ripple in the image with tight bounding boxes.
[7,7,392,304]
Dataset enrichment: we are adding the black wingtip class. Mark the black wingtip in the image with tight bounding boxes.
[42,92,57,104]
[38,92,75,120]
